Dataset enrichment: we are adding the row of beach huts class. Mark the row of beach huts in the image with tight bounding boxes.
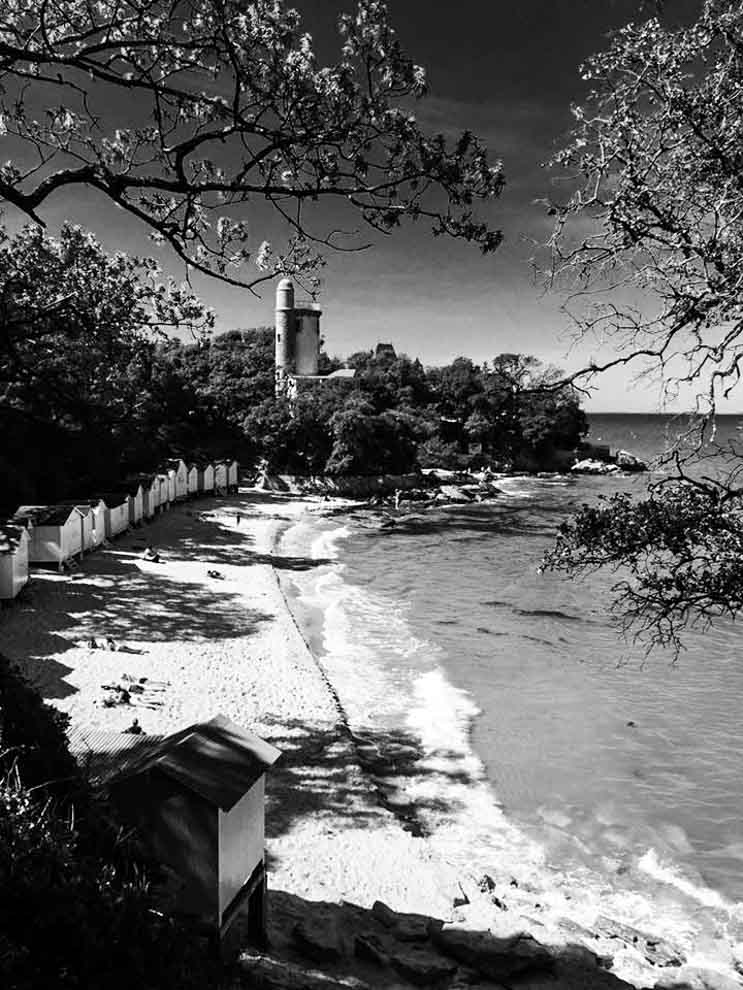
[0,458,239,602]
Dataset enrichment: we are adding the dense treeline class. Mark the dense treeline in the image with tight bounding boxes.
[0,225,587,515]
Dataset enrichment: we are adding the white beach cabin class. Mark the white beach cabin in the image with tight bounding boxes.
[0,523,29,601]
[12,505,84,569]
[166,459,188,501]
[131,475,159,520]
[97,493,130,539]
[157,473,171,512]
[214,461,228,494]
[187,463,199,498]
[198,463,215,495]
[85,498,108,547]
[228,460,239,492]
[58,502,94,553]
[112,483,144,526]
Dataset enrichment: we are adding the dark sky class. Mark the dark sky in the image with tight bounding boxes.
[27,0,714,411]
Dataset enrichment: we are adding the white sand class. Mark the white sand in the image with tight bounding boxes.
[2,492,740,988]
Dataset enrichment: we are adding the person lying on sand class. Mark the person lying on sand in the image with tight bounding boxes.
[141,545,161,562]
[207,569,224,579]
[123,719,143,735]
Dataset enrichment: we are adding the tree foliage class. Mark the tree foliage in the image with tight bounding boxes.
[543,0,743,652]
[0,0,503,289]
[0,653,215,989]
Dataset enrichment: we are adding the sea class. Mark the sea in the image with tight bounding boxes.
[277,414,743,945]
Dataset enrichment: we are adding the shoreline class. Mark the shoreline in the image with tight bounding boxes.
[1,490,740,988]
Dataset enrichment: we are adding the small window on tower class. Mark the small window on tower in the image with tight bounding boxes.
[277,334,281,341]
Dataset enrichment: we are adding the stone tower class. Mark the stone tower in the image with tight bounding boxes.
[274,278,322,393]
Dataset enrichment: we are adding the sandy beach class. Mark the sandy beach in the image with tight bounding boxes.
[2,491,741,990]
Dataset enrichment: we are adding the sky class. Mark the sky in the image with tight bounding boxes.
[8,0,723,412]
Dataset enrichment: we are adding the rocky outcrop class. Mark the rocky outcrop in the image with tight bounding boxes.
[430,926,553,981]
[240,953,371,989]
[571,458,621,475]
[615,449,648,472]
[594,916,685,968]
[292,919,343,962]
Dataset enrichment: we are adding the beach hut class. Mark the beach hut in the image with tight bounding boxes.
[84,498,108,547]
[108,715,280,943]
[157,473,171,512]
[12,505,84,569]
[128,474,159,520]
[0,523,29,600]
[166,459,188,501]
[198,463,215,496]
[96,493,130,539]
[111,482,144,527]
[186,463,199,498]
[58,501,94,553]
[227,460,239,493]
[213,461,228,495]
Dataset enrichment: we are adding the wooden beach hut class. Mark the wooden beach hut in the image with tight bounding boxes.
[111,482,144,527]
[0,523,29,601]
[198,462,215,495]
[107,715,280,943]
[227,460,239,493]
[58,501,94,553]
[213,461,228,495]
[128,474,159,520]
[186,463,199,498]
[157,473,171,512]
[166,459,189,501]
[96,493,130,539]
[82,498,107,547]
[12,505,84,569]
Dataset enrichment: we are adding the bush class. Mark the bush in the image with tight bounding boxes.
[0,654,218,989]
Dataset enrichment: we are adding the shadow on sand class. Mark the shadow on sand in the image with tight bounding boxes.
[262,717,476,848]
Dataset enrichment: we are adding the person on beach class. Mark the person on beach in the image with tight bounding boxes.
[236,511,241,525]
[394,489,402,510]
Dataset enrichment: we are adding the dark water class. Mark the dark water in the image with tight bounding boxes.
[283,414,743,917]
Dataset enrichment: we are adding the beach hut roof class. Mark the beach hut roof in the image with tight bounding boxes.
[57,500,92,516]
[13,505,82,527]
[113,714,281,812]
[108,480,143,497]
[93,492,129,509]
[126,473,158,487]
[0,522,27,553]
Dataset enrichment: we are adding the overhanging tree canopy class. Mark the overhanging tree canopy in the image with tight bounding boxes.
[0,0,503,290]
[542,0,743,653]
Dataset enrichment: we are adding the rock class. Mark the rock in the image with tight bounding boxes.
[653,966,742,990]
[354,933,388,968]
[389,947,458,986]
[371,900,397,928]
[370,900,441,940]
[438,484,474,503]
[431,926,553,980]
[616,449,648,472]
[240,953,370,989]
[291,919,343,963]
[594,916,685,968]
[571,458,620,475]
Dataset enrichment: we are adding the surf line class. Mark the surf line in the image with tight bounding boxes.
[270,565,428,837]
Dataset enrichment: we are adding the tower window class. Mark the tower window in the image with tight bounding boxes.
[277,333,281,341]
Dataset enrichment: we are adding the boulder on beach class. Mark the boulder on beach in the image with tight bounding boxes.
[571,458,620,476]
[615,449,648,472]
